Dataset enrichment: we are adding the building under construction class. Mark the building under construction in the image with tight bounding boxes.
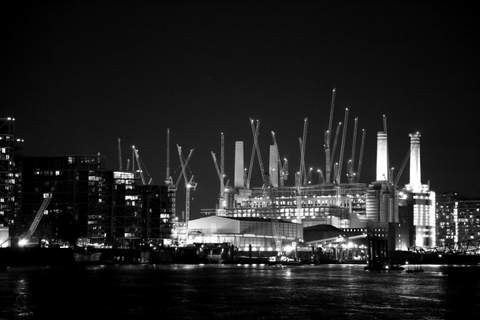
[201,89,436,250]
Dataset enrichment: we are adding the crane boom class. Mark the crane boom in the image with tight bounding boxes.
[336,108,349,183]
[324,130,331,184]
[210,151,225,198]
[350,117,358,176]
[394,150,410,186]
[246,121,259,189]
[329,122,342,181]
[132,146,146,185]
[250,119,268,186]
[175,149,194,189]
[300,118,308,185]
[166,128,171,184]
[117,138,123,171]
[356,129,366,182]
[18,194,52,245]
[271,131,286,186]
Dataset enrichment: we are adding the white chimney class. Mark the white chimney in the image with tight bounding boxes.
[234,141,244,188]
[409,132,422,192]
[376,132,388,181]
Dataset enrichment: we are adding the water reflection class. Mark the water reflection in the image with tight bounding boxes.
[0,264,478,319]
[14,277,33,318]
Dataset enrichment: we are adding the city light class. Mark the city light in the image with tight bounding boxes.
[18,238,28,247]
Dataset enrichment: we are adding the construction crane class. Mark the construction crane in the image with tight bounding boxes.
[165,128,173,186]
[17,193,53,247]
[347,117,358,183]
[325,88,336,185]
[210,144,225,209]
[246,120,259,189]
[177,145,197,235]
[271,131,288,186]
[356,129,366,182]
[117,138,123,171]
[329,121,342,182]
[299,118,308,185]
[132,145,146,184]
[336,107,349,184]
[249,118,269,187]
[132,145,153,185]
[394,150,410,187]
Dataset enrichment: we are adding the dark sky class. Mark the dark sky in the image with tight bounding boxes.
[4,1,480,217]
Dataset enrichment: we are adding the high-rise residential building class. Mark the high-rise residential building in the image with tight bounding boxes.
[16,157,173,248]
[0,117,24,247]
[16,155,107,245]
[436,192,480,249]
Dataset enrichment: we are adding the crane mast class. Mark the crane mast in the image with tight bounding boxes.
[17,194,53,246]
[325,88,336,185]
[246,120,259,189]
[249,119,269,187]
[348,117,358,182]
[117,138,123,171]
[356,129,366,182]
[329,121,342,182]
[177,145,196,237]
[336,107,349,184]
[132,145,146,185]
[300,118,308,185]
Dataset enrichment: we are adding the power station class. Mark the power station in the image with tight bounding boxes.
[197,89,436,251]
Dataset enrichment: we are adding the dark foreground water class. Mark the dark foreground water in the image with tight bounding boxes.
[0,264,479,320]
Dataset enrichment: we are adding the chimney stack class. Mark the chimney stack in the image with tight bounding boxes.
[234,141,244,188]
[269,144,279,187]
[409,132,422,192]
[376,132,388,181]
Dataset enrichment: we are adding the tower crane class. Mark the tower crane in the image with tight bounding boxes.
[165,128,173,186]
[347,117,358,183]
[336,107,349,184]
[271,131,288,186]
[177,145,196,236]
[356,129,366,182]
[325,88,336,185]
[132,145,153,185]
[117,138,123,171]
[246,120,260,189]
[249,118,269,187]
[329,121,342,182]
[211,150,225,209]
[299,118,308,185]
[17,193,53,247]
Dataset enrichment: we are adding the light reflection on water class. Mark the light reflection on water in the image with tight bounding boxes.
[0,264,479,319]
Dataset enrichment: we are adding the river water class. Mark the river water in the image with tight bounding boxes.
[0,264,479,319]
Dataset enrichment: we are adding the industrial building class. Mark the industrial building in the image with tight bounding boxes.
[201,90,436,251]
[187,215,303,251]
[436,192,480,250]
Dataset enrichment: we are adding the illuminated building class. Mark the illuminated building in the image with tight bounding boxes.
[0,117,23,246]
[16,155,108,245]
[206,183,368,229]
[436,192,480,248]
[187,215,303,251]
[403,132,436,248]
[16,156,173,247]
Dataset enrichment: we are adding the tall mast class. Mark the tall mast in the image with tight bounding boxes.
[166,128,170,182]
[117,138,123,171]
[336,107,349,184]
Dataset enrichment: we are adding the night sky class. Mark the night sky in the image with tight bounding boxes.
[4,1,479,217]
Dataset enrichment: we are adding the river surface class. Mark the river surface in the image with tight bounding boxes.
[0,264,479,319]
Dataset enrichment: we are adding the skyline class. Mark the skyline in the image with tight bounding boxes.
[4,2,480,215]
